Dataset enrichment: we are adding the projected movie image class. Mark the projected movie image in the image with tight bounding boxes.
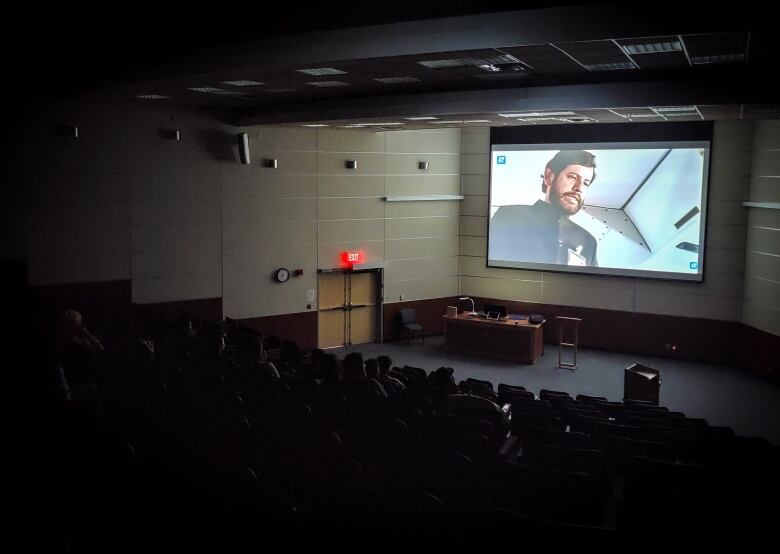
[488,142,710,281]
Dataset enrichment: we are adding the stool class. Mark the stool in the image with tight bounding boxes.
[557,316,582,370]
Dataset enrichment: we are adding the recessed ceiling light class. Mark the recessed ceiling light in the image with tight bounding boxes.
[221,80,265,87]
[359,122,403,126]
[463,120,492,123]
[691,53,744,65]
[431,120,464,124]
[307,81,350,87]
[654,106,697,113]
[622,41,682,55]
[187,87,226,94]
[297,68,347,76]
[404,116,439,121]
[499,111,575,118]
[418,54,519,69]
[374,77,421,84]
[301,124,330,127]
[135,94,171,100]
[584,62,636,71]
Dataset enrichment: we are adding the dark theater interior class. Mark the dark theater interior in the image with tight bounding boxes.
[6,1,780,549]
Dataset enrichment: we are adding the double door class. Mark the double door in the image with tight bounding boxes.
[318,270,380,348]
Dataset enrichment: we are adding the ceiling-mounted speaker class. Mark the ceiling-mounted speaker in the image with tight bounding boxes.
[262,158,278,168]
[345,160,358,169]
[238,133,251,165]
[418,161,429,170]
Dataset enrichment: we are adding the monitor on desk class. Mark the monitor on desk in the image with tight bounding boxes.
[483,304,507,318]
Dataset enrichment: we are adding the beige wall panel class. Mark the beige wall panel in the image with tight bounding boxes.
[747,208,780,229]
[30,201,128,230]
[223,197,316,226]
[28,226,128,257]
[460,275,542,303]
[223,270,317,300]
[460,236,487,257]
[133,249,221,279]
[747,177,780,203]
[461,128,490,155]
[385,201,459,218]
[386,129,461,154]
[753,120,780,148]
[541,281,636,312]
[746,227,780,256]
[319,197,384,220]
[225,173,317,201]
[384,256,459,282]
[131,200,221,228]
[385,174,460,196]
[386,153,460,175]
[252,127,318,151]
[743,276,780,307]
[461,153,489,175]
[706,224,747,250]
[461,195,488,217]
[318,152,386,175]
[707,200,747,226]
[30,173,130,203]
[318,175,385,198]
[28,254,130,285]
[133,273,221,304]
[744,251,780,280]
[460,255,540,281]
[752,150,780,177]
[386,237,459,260]
[704,247,746,274]
[250,150,318,174]
[634,289,692,317]
[384,276,458,303]
[385,217,459,239]
[461,174,489,196]
[318,241,385,270]
[684,295,742,321]
[460,215,487,236]
[707,175,749,201]
[742,300,780,336]
[318,219,385,243]
[687,271,743,298]
[318,129,386,153]
[223,293,272,320]
[131,225,222,253]
[223,221,316,251]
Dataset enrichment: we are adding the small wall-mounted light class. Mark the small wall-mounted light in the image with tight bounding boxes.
[161,128,181,140]
[71,126,79,139]
[418,161,429,170]
[238,133,251,165]
[345,160,358,170]
[263,158,278,168]
[54,125,79,138]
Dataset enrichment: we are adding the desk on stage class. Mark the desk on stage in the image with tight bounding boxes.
[443,313,544,364]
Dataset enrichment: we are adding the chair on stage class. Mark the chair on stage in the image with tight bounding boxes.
[399,308,424,344]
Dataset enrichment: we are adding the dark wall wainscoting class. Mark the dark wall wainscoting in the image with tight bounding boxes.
[238,311,318,351]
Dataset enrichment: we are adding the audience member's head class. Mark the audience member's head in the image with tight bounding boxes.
[320,353,343,383]
[342,352,366,381]
[377,355,392,376]
[364,358,379,379]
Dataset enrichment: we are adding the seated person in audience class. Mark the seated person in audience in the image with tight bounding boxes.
[56,309,104,391]
[318,353,344,398]
[376,355,406,397]
[427,366,459,395]
[342,352,388,400]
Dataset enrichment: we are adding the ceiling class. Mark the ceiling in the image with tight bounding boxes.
[12,2,779,129]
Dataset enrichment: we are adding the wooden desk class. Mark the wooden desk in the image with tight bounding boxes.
[443,314,544,364]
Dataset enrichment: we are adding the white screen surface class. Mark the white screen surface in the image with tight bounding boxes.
[487,141,710,281]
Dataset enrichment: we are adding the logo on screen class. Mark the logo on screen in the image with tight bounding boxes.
[689,261,698,270]
[497,155,506,164]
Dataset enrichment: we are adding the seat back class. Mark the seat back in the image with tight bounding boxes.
[399,308,417,325]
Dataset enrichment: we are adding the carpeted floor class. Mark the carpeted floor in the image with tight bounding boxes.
[331,335,780,445]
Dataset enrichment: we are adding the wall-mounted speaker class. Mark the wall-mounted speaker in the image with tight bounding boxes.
[238,133,251,164]
[418,161,429,170]
[345,160,358,169]
[262,158,278,168]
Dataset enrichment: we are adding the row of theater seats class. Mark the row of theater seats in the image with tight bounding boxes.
[36,319,779,549]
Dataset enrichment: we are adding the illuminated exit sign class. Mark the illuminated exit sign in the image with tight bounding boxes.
[341,249,365,266]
